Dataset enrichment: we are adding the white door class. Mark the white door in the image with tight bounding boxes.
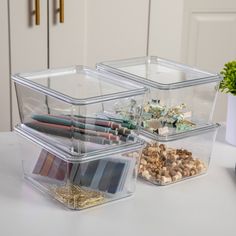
[149,0,236,121]
[48,0,85,68]
[85,0,149,67]
[9,0,48,128]
[0,0,11,131]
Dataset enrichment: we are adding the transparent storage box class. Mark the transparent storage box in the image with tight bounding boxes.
[15,125,144,210]
[12,66,147,158]
[138,124,219,185]
[97,57,222,137]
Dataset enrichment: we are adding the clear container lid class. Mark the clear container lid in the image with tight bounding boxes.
[97,56,222,89]
[140,123,220,142]
[12,66,147,105]
[14,125,145,162]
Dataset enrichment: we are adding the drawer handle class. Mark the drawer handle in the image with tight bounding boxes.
[35,0,40,25]
[59,0,64,23]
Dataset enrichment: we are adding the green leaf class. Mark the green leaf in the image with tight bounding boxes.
[219,60,236,96]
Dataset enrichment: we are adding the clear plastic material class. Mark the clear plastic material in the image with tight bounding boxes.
[12,66,147,158]
[97,56,222,137]
[138,124,219,186]
[15,127,144,210]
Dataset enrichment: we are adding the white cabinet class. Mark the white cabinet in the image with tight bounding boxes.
[9,0,86,70]
[9,0,48,127]
[0,0,11,131]
[9,0,87,128]
[148,0,236,121]
[48,0,149,68]
[6,0,149,130]
[9,0,48,72]
[0,0,151,131]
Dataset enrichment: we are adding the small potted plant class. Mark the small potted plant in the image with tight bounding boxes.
[219,60,236,146]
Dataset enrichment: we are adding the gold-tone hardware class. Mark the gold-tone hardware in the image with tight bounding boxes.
[35,0,40,25]
[59,0,64,23]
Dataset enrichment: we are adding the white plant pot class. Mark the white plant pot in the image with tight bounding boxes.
[226,94,236,146]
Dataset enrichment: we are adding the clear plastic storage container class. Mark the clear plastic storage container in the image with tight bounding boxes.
[138,124,219,185]
[12,66,147,157]
[15,125,144,210]
[97,57,222,136]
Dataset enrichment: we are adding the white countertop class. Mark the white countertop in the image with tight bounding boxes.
[0,125,236,236]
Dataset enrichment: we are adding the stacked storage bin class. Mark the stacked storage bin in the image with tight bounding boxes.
[12,66,147,209]
[97,56,221,185]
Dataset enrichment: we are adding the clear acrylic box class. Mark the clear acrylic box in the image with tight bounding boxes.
[12,66,147,158]
[97,56,222,137]
[15,125,144,210]
[138,124,219,185]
